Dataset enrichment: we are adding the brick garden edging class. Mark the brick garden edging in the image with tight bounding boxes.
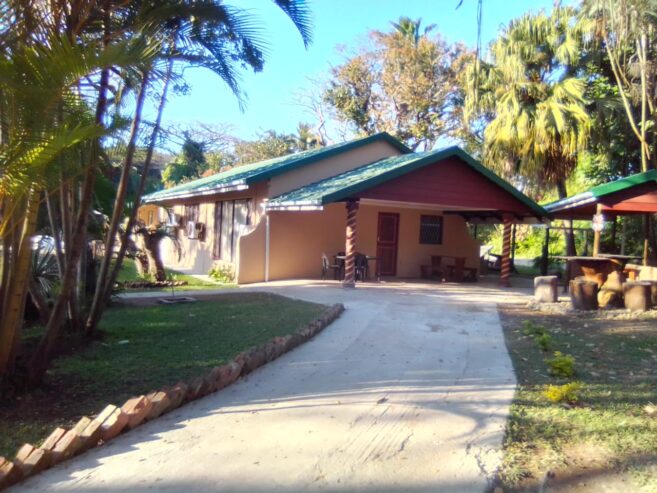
[0,302,344,490]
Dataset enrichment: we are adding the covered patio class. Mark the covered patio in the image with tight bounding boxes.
[545,170,657,280]
[265,147,547,287]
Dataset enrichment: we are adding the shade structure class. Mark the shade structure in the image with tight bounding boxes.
[544,170,657,219]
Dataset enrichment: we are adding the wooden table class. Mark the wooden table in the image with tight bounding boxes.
[441,255,477,282]
[554,256,624,289]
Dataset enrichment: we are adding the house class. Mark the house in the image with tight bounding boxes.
[141,133,546,285]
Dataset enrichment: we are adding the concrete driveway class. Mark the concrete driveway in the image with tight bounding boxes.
[11,281,518,493]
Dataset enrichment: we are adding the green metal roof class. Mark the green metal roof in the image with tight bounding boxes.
[266,146,547,216]
[142,132,411,203]
[544,169,657,212]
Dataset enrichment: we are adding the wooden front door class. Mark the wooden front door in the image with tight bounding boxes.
[376,213,399,276]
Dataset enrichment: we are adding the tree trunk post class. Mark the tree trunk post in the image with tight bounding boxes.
[593,204,603,257]
[500,215,513,287]
[540,226,550,276]
[343,199,359,288]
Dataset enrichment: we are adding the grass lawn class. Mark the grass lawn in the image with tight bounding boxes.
[498,306,657,492]
[0,292,325,458]
[116,258,232,291]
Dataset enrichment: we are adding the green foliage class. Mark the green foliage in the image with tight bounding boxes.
[324,16,468,151]
[545,351,576,378]
[208,262,235,284]
[535,333,552,352]
[543,381,583,404]
[522,321,552,351]
[522,320,546,337]
[162,132,208,186]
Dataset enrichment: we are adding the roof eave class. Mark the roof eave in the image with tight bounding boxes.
[142,182,249,204]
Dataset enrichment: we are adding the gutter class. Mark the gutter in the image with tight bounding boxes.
[142,182,249,204]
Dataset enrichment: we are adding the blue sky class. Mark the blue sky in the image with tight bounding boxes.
[161,0,562,141]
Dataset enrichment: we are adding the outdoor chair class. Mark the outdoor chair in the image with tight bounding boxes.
[322,253,342,280]
[355,253,369,281]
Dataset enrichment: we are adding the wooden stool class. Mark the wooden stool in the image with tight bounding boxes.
[570,279,598,310]
[534,276,558,303]
[623,281,652,311]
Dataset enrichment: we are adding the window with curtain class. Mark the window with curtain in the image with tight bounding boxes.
[214,199,253,261]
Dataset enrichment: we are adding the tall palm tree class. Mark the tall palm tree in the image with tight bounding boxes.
[390,17,436,45]
[471,7,590,253]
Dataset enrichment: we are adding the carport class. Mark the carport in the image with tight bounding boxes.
[267,147,548,287]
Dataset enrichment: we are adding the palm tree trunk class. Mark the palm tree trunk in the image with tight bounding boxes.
[87,59,173,335]
[86,69,150,335]
[556,180,576,256]
[0,189,40,376]
[27,60,111,384]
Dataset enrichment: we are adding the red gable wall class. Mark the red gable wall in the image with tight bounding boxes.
[356,157,535,214]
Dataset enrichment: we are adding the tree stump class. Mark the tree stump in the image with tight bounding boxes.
[569,279,599,310]
[534,276,558,303]
[623,281,652,311]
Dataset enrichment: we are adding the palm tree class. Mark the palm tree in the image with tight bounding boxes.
[390,17,436,45]
[86,0,314,339]
[471,7,590,254]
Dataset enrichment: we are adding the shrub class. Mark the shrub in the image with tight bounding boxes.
[522,320,546,337]
[545,351,576,378]
[209,262,235,283]
[544,382,583,404]
[535,333,552,352]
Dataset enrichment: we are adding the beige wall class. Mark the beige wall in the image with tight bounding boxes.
[157,182,268,276]
[268,141,403,198]
[237,202,480,283]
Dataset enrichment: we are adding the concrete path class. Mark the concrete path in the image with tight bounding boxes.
[11,281,518,493]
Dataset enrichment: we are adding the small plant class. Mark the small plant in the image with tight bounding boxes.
[535,333,552,352]
[209,262,235,283]
[522,320,546,337]
[545,351,576,378]
[543,381,583,404]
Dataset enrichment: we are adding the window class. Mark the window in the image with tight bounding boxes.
[184,204,199,226]
[213,199,253,261]
[419,215,443,244]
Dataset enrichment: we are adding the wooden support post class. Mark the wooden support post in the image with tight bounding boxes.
[540,226,550,276]
[500,215,512,287]
[511,223,517,270]
[643,213,650,266]
[593,204,602,256]
[343,200,359,288]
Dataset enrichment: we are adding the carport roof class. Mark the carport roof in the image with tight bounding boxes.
[266,146,547,217]
[142,132,411,203]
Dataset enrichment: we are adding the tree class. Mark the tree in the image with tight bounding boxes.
[464,7,591,255]
[324,17,468,150]
[163,133,209,186]
[0,0,314,385]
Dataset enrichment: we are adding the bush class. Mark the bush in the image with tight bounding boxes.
[535,333,552,351]
[545,351,576,378]
[208,262,235,283]
[543,382,583,404]
[522,320,546,337]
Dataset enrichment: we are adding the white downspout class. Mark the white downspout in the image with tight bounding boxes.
[265,212,270,282]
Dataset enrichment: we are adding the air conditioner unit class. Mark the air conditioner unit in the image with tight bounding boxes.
[166,212,182,228]
[187,221,197,239]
